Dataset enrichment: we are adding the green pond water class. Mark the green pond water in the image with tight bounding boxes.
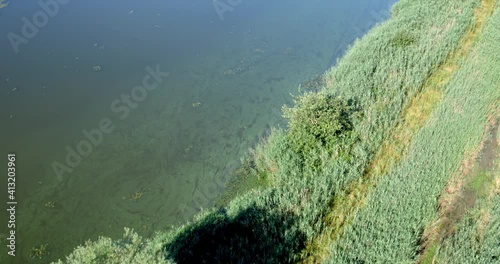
[0,0,395,262]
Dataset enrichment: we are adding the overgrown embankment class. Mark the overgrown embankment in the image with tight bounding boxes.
[419,6,500,262]
[302,0,498,262]
[327,1,499,262]
[53,0,499,263]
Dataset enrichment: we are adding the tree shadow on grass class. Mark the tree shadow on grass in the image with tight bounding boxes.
[164,205,306,264]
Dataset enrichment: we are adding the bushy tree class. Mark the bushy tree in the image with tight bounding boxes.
[283,92,360,165]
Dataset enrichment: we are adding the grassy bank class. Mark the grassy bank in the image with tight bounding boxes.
[300,0,496,260]
[424,10,500,262]
[327,1,499,262]
[53,0,499,263]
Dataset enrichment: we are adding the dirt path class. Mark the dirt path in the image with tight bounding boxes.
[417,117,499,263]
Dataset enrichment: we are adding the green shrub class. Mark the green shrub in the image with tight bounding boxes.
[283,92,360,165]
